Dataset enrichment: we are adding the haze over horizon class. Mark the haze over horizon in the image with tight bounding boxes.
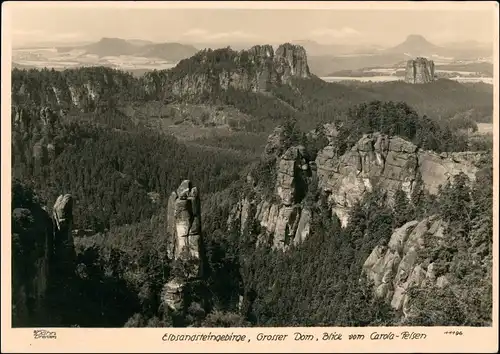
[8,4,496,49]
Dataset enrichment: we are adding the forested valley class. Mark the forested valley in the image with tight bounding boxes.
[11,47,493,328]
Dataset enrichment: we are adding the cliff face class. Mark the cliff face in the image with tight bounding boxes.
[163,180,204,311]
[229,127,481,247]
[12,184,75,327]
[315,132,479,226]
[363,216,448,316]
[405,57,435,84]
[165,43,311,97]
[11,67,137,112]
[228,126,317,251]
[274,43,311,83]
[12,106,61,164]
[12,44,310,114]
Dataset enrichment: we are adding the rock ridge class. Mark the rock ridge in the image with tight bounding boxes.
[228,127,481,248]
[166,43,311,96]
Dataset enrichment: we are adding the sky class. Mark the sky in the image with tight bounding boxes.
[5,2,497,48]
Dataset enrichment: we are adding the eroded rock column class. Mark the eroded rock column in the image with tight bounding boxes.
[52,194,75,272]
[167,180,201,261]
[164,180,203,312]
[404,57,436,84]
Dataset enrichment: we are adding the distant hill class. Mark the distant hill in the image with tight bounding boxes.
[307,34,493,75]
[10,35,493,332]
[11,40,493,132]
[126,39,155,46]
[382,34,492,59]
[136,43,202,62]
[83,37,139,56]
[383,34,441,56]
[442,40,492,51]
[57,37,199,62]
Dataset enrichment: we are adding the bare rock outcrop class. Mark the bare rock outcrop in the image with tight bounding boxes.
[264,126,289,156]
[168,43,311,96]
[12,187,75,327]
[164,180,203,311]
[52,195,76,276]
[229,143,315,251]
[405,57,435,84]
[228,127,480,252]
[276,146,312,206]
[167,179,202,261]
[274,43,311,84]
[161,278,185,312]
[12,106,61,164]
[315,132,478,226]
[363,216,449,316]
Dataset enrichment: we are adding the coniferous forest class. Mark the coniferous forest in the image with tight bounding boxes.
[10,43,494,329]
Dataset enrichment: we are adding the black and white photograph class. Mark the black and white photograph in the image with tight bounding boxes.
[2,1,497,350]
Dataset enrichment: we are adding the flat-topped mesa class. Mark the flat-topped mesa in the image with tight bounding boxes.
[405,57,435,84]
[167,180,202,261]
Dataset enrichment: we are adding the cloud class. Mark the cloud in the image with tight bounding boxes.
[12,28,85,44]
[181,28,255,41]
[310,27,361,40]
[12,29,45,36]
[209,31,255,40]
[182,28,209,37]
[53,32,85,40]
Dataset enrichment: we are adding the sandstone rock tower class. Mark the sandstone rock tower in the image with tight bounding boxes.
[274,43,311,84]
[164,180,203,311]
[167,180,202,261]
[52,194,75,273]
[404,57,435,84]
[229,126,317,251]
